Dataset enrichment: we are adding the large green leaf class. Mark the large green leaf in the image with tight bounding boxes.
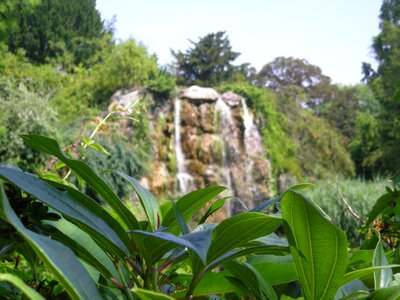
[365,285,400,299]
[49,218,119,280]
[281,190,348,300]
[45,179,132,254]
[114,172,159,231]
[224,261,278,300]
[161,186,226,233]
[373,232,392,289]
[130,229,213,265]
[0,167,128,259]
[247,255,298,285]
[21,134,140,231]
[341,265,400,286]
[206,212,282,264]
[0,273,45,300]
[0,184,103,300]
[132,288,174,299]
[364,192,394,227]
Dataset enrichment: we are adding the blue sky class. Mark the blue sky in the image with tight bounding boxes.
[97,0,382,85]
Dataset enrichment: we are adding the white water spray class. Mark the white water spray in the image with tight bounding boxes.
[174,98,193,194]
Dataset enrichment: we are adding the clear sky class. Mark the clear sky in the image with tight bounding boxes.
[97,0,382,85]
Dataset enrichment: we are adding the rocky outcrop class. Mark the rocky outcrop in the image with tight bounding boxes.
[180,85,219,102]
[137,87,272,218]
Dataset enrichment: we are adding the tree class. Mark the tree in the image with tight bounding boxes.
[362,0,400,176]
[256,57,334,110]
[171,31,241,86]
[7,0,107,67]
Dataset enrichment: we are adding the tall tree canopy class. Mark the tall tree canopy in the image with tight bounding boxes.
[361,0,400,176]
[171,31,241,86]
[7,0,107,66]
[256,57,334,110]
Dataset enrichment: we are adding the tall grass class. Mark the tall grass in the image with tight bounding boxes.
[305,177,389,246]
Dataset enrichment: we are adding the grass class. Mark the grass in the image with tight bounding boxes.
[305,177,389,247]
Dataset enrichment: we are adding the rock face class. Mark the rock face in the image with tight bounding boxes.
[180,85,219,102]
[141,87,273,219]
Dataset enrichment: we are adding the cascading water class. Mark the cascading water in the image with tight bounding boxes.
[174,98,193,194]
[214,97,237,215]
[241,98,265,198]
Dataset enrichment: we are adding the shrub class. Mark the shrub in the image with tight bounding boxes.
[0,77,59,169]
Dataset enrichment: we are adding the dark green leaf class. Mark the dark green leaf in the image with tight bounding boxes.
[162,186,226,234]
[206,212,282,264]
[21,135,140,230]
[113,171,159,231]
[0,184,103,300]
[364,193,394,227]
[198,197,230,225]
[0,167,128,259]
[131,229,213,265]
[0,273,45,300]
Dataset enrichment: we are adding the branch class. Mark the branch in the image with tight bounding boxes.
[337,186,365,223]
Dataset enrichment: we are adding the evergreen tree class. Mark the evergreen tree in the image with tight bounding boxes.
[171,31,240,86]
[7,0,107,67]
[362,0,400,176]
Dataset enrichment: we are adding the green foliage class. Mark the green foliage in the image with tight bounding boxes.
[256,56,333,110]
[362,0,400,177]
[0,77,58,169]
[0,136,399,299]
[83,117,152,198]
[171,31,241,86]
[91,40,158,107]
[145,68,176,104]
[306,177,388,246]
[7,0,107,66]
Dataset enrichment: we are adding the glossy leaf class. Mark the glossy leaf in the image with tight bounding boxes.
[49,218,119,280]
[365,285,400,300]
[131,229,213,265]
[364,193,394,227]
[0,273,45,300]
[0,184,103,300]
[373,232,392,289]
[0,167,128,259]
[206,212,282,264]
[247,255,298,285]
[205,245,290,273]
[21,134,140,230]
[198,197,230,225]
[114,171,159,231]
[341,265,400,286]
[161,186,226,233]
[44,179,132,254]
[281,189,348,300]
[225,261,278,300]
[133,288,174,299]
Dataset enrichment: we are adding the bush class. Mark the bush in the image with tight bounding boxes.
[91,39,158,107]
[0,77,59,169]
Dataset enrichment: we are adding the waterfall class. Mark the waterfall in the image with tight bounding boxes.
[241,98,264,198]
[174,98,193,195]
[214,97,236,216]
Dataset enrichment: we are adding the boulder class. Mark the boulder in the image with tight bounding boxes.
[181,101,198,126]
[182,126,199,159]
[199,103,215,133]
[109,89,141,116]
[222,91,242,107]
[180,86,219,102]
